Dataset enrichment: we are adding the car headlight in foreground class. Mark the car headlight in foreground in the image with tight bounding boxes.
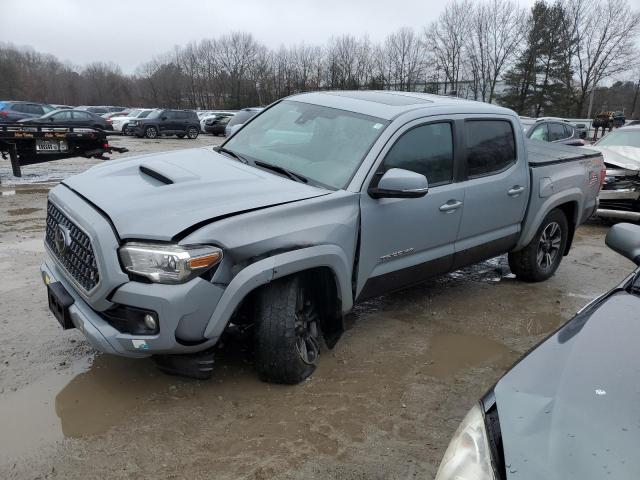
[435,404,496,480]
[119,243,223,284]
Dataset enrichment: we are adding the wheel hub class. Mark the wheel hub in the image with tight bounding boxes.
[294,292,320,365]
[537,221,561,269]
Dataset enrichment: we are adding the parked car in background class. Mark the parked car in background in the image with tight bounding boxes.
[102,110,132,120]
[436,222,640,480]
[18,109,114,131]
[199,111,237,132]
[129,109,200,139]
[51,104,74,110]
[225,107,263,137]
[523,118,585,146]
[111,109,155,134]
[106,106,127,113]
[41,91,602,383]
[204,115,232,136]
[0,101,55,123]
[589,126,640,221]
[76,106,110,115]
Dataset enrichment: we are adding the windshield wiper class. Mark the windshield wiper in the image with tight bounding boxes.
[214,146,253,165]
[254,160,308,184]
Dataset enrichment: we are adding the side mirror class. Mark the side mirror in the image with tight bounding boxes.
[605,223,640,265]
[368,168,429,199]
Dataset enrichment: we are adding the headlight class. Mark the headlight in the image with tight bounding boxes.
[119,242,223,284]
[435,404,496,480]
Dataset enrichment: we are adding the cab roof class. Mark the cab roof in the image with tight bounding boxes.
[288,90,514,121]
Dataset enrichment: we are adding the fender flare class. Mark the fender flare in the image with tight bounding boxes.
[203,244,353,339]
[515,188,582,250]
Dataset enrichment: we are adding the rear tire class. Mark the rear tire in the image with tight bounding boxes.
[187,126,199,139]
[144,126,158,139]
[254,275,320,384]
[509,209,569,282]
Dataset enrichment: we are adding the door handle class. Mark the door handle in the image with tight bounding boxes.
[508,186,525,196]
[439,200,463,212]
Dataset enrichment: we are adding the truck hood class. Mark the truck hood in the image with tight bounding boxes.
[589,145,640,170]
[494,290,640,479]
[62,148,329,241]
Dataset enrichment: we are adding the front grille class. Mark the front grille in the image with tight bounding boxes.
[45,202,99,291]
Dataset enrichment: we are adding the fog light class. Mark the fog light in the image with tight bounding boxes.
[144,314,157,330]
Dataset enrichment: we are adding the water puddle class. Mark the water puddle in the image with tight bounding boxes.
[0,355,175,462]
[422,333,516,379]
[449,255,514,284]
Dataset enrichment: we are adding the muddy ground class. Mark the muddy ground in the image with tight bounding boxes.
[0,135,634,479]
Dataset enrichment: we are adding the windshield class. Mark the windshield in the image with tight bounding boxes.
[595,130,640,148]
[147,110,163,119]
[139,110,153,118]
[224,100,388,189]
[127,109,141,117]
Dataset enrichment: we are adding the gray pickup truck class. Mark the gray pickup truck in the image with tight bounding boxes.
[41,91,604,383]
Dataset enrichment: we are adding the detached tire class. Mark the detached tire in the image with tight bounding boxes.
[144,126,158,139]
[254,275,320,384]
[509,209,569,282]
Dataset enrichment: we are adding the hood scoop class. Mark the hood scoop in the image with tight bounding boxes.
[139,165,173,184]
[139,159,201,185]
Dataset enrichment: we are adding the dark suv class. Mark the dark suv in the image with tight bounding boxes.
[130,109,200,139]
[0,101,55,122]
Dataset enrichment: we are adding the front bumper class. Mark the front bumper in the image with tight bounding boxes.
[597,189,640,221]
[41,261,223,357]
[43,186,226,357]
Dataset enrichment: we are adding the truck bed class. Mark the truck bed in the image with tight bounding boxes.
[526,139,600,166]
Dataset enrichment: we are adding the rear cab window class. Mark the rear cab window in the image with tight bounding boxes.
[465,120,516,178]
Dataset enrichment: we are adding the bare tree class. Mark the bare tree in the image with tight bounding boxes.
[568,0,640,116]
[425,0,472,94]
[382,27,426,91]
[466,0,527,103]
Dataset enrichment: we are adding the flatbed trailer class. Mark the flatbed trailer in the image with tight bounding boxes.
[0,124,127,177]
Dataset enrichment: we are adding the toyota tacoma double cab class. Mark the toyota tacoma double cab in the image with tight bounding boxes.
[41,91,603,384]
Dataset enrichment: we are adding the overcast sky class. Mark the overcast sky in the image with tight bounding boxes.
[0,0,559,74]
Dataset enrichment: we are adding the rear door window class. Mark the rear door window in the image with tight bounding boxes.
[465,120,516,178]
[548,123,566,141]
[378,122,454,186]
[11,104,30,113]
[52,111,73,121]
[72,111,92,120]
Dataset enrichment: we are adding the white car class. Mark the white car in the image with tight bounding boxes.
[112,109,156,133]
[590,126,640,221]
[199,111,236,132]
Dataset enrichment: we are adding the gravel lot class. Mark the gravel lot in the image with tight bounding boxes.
[0,134,633,479]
